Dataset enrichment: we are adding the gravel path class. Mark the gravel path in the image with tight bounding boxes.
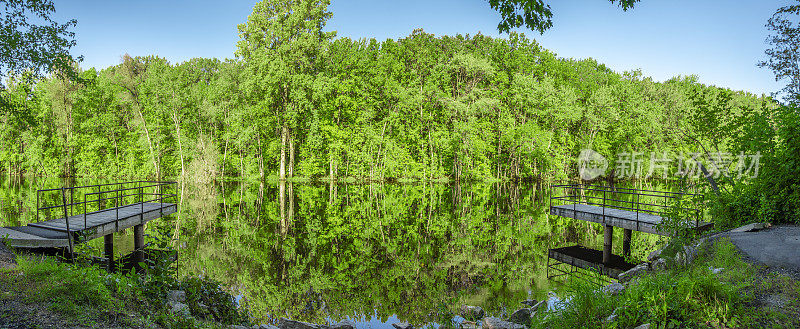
[725,225,800,280]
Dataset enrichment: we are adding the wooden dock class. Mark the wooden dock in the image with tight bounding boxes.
[547,184,710,280]
[0,181,177,271]
[0,202,176,248]
[548,245,638,279]
[550,203,713,236]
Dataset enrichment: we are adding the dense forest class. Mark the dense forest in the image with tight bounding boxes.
[1,0,797,225]
[0,30,775,183]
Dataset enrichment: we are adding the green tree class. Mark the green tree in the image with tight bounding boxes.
[236,0,336,181]
[760,0,800,106]
[488,0,640,33]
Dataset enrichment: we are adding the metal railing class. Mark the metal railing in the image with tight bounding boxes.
[549,183,704,230]
[36,181,178,232]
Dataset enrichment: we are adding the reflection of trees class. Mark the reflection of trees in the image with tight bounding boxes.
[177,182,660,325]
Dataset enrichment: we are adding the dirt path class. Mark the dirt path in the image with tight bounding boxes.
[725,225,800,280]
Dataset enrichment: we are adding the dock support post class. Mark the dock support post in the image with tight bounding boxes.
[623,229,632,257]
[104,234,115,272]
[603,224,613,264]
[134,224,145,269]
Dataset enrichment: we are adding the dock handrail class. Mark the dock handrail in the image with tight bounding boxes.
[549,183,704,230]
[36,181,178,232]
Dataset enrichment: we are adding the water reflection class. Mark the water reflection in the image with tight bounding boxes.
[0,178,664,327]
[177,181,663,327]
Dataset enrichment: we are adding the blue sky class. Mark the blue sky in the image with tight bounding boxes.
[54,0,789,96]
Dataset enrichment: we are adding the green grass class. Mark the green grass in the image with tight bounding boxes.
[532,238,800,328]
[0,254,247,329]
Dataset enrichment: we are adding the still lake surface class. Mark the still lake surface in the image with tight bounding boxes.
[0,178,665,327]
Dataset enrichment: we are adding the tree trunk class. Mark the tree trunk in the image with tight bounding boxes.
[279,125,287,181]
[136,108,159,180]
[257,133,264,181]
[171,111,186,246]
[288,130,294,179]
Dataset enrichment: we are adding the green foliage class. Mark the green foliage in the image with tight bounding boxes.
[709,106,800,227]
[1,253,248,329]
[533,238,765,329]
[0,11,773,184]
[0,0,80,82]
[10,256,129,317]
[488,0,640,34]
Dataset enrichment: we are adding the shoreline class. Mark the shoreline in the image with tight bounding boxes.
[2,224,799,328]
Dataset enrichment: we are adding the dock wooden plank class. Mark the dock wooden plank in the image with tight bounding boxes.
[0,227,69,248]
[548,245,638,279]
[550,203,712,236]
[29,203,175,232]
[3,202,176,248]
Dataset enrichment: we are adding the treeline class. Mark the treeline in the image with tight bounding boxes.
[0,1,776,183]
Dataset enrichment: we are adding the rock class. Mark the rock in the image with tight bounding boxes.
[520,299,537,307]
[278,318,325,329]
[167,290,186,303]
[228,326,248,329]
[460,321,478,329]
[618,263,648,283]
[730,222,771,233]
[459,305,485,320]
[651,258,667,271]
[601,283,625,295]
[530,300,547,312]
[168,301,191,316]
[331,320,356,329]
[647,248,662,262]
[633,323,651,329]
[481,317,524,329]
[507,308,532,325]
[709,267,724,274]
[675,245,698,267]
[253,325,280,329]
[391,323,413,329]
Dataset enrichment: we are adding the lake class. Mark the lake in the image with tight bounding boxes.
[0,178,665,328]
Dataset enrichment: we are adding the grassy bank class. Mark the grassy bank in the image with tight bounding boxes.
[0,253,249,329]
[531,238,800,328]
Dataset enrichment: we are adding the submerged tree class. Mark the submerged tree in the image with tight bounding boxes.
[236,0,336,181]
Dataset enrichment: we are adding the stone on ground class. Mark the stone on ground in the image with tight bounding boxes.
[460,321,478,329]
[331,320,356,329]
[279,318,326,329]
[254,325,281,329]
[633,323,651,329]
[459,305,485,320]
[507,308,532,325]
[530,300,547,312]
[651,258,667,271]
[392,322,413,329]
[618,263,648,283]
[675,245,698,267]
[481,317,524,329]
[647,248,662,262]
[169,301,191,316]
[730,222,771,233]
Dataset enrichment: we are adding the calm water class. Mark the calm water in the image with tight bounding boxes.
[0,178,666,327]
